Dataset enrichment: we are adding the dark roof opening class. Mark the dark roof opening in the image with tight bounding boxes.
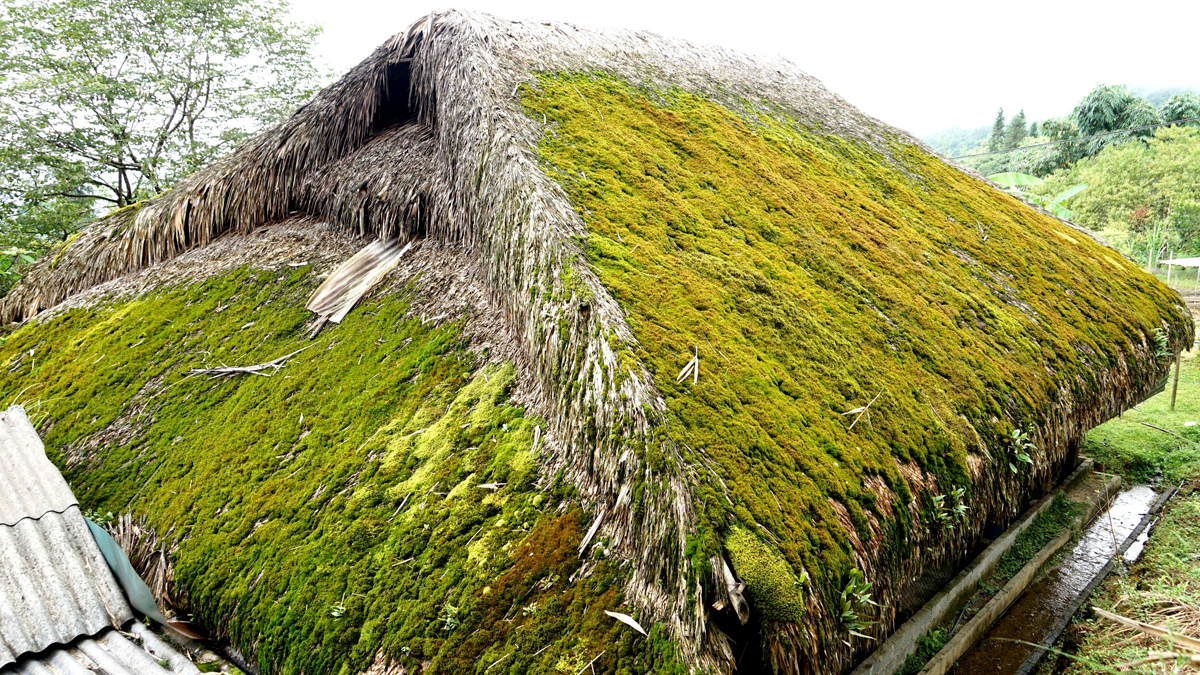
[373,60,416,131]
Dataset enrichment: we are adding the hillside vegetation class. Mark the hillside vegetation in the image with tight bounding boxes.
[926,86,1200,269]
[1038,127,1200,264]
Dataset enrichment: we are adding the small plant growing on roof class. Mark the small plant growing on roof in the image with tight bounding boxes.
[1153,328,1171,362]
[931,487,968,531]
[441,604,461,632]
[330,602,346,619]
[83,508,115,526]
[1008,428,1035,473]
[839,568,876,645]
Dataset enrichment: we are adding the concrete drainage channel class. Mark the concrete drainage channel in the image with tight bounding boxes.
[851,459,1175,675]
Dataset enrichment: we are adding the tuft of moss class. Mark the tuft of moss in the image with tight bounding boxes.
[726,527,806,623]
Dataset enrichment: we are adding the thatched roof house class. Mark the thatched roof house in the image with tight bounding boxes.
[0,10,1190,675]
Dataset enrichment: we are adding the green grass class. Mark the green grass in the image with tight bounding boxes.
[1054,340,1200,673]
[897,627,949,675]
[1060,492,1200,674]
[1085,351,1200,483]
[990,495,1081,587]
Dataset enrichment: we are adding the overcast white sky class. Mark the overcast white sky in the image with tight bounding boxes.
[287,0,1200,138]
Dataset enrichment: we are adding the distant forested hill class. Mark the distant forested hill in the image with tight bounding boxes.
[923,126,989,157]
[922,85,1199,160]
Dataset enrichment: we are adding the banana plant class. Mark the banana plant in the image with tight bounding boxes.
[989,172,1087,220]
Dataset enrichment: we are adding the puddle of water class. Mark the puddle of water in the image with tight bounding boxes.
[947,486,1158,675]
[1123,528,1151,562]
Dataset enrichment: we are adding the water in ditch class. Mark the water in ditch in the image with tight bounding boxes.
[947,485,1159,675]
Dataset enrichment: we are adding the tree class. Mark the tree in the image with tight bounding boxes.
[1018,117,1083,176]
[0,0,325,267]
[1028,120,1040,138]
[1160,93,1200,127]
[988,108,1006,152]
[1006,109,1028,149]
[1038,126,1200,237]
[1072,84,1159,157]
[1074,84,1136,136]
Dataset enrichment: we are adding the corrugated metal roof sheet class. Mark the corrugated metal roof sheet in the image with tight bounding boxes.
[0,406,76,527]
[0,405,134,667]
[1,623,200,675]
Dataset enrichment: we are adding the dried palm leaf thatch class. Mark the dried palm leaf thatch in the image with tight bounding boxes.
[107,512,179,616]
[1,10,1193,675]
[307,239,412,324]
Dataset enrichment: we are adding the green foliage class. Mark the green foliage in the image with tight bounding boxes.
[725,527,807,623]
[1071,84,1159,159]
[962,85,1184,179]
[0,246,35,296]
[837,569,876,645]
[989,172,1044,189]
[1035,127,1200,254]
[1159,92,1200,127]
[1008,428,1035,474]
[988,172,1087,220]
[991,495,1079,584]
[1006,110,1028,150]
[1019,117,1085,176]
[897,627,949,675]
[1152,328,1171,362]
[0,0,327,291]
[83,508,115,526]
[0,267,669,675]
[522,73,1186,615]
[930,487,968,531]
[1074,85,1138,135]
[989,108,1007,152]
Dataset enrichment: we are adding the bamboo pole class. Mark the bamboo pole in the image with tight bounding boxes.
[1171,352,1182,411]
[1147,222,1158,273]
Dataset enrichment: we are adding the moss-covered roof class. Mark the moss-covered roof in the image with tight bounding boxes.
[0,10,1190,675]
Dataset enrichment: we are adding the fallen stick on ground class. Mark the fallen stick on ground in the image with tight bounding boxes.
[1138,421,1190,442]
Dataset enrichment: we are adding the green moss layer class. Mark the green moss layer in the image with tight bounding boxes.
[725,527,805,623]
[521,73,1187,645]
[0,268,680,675]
